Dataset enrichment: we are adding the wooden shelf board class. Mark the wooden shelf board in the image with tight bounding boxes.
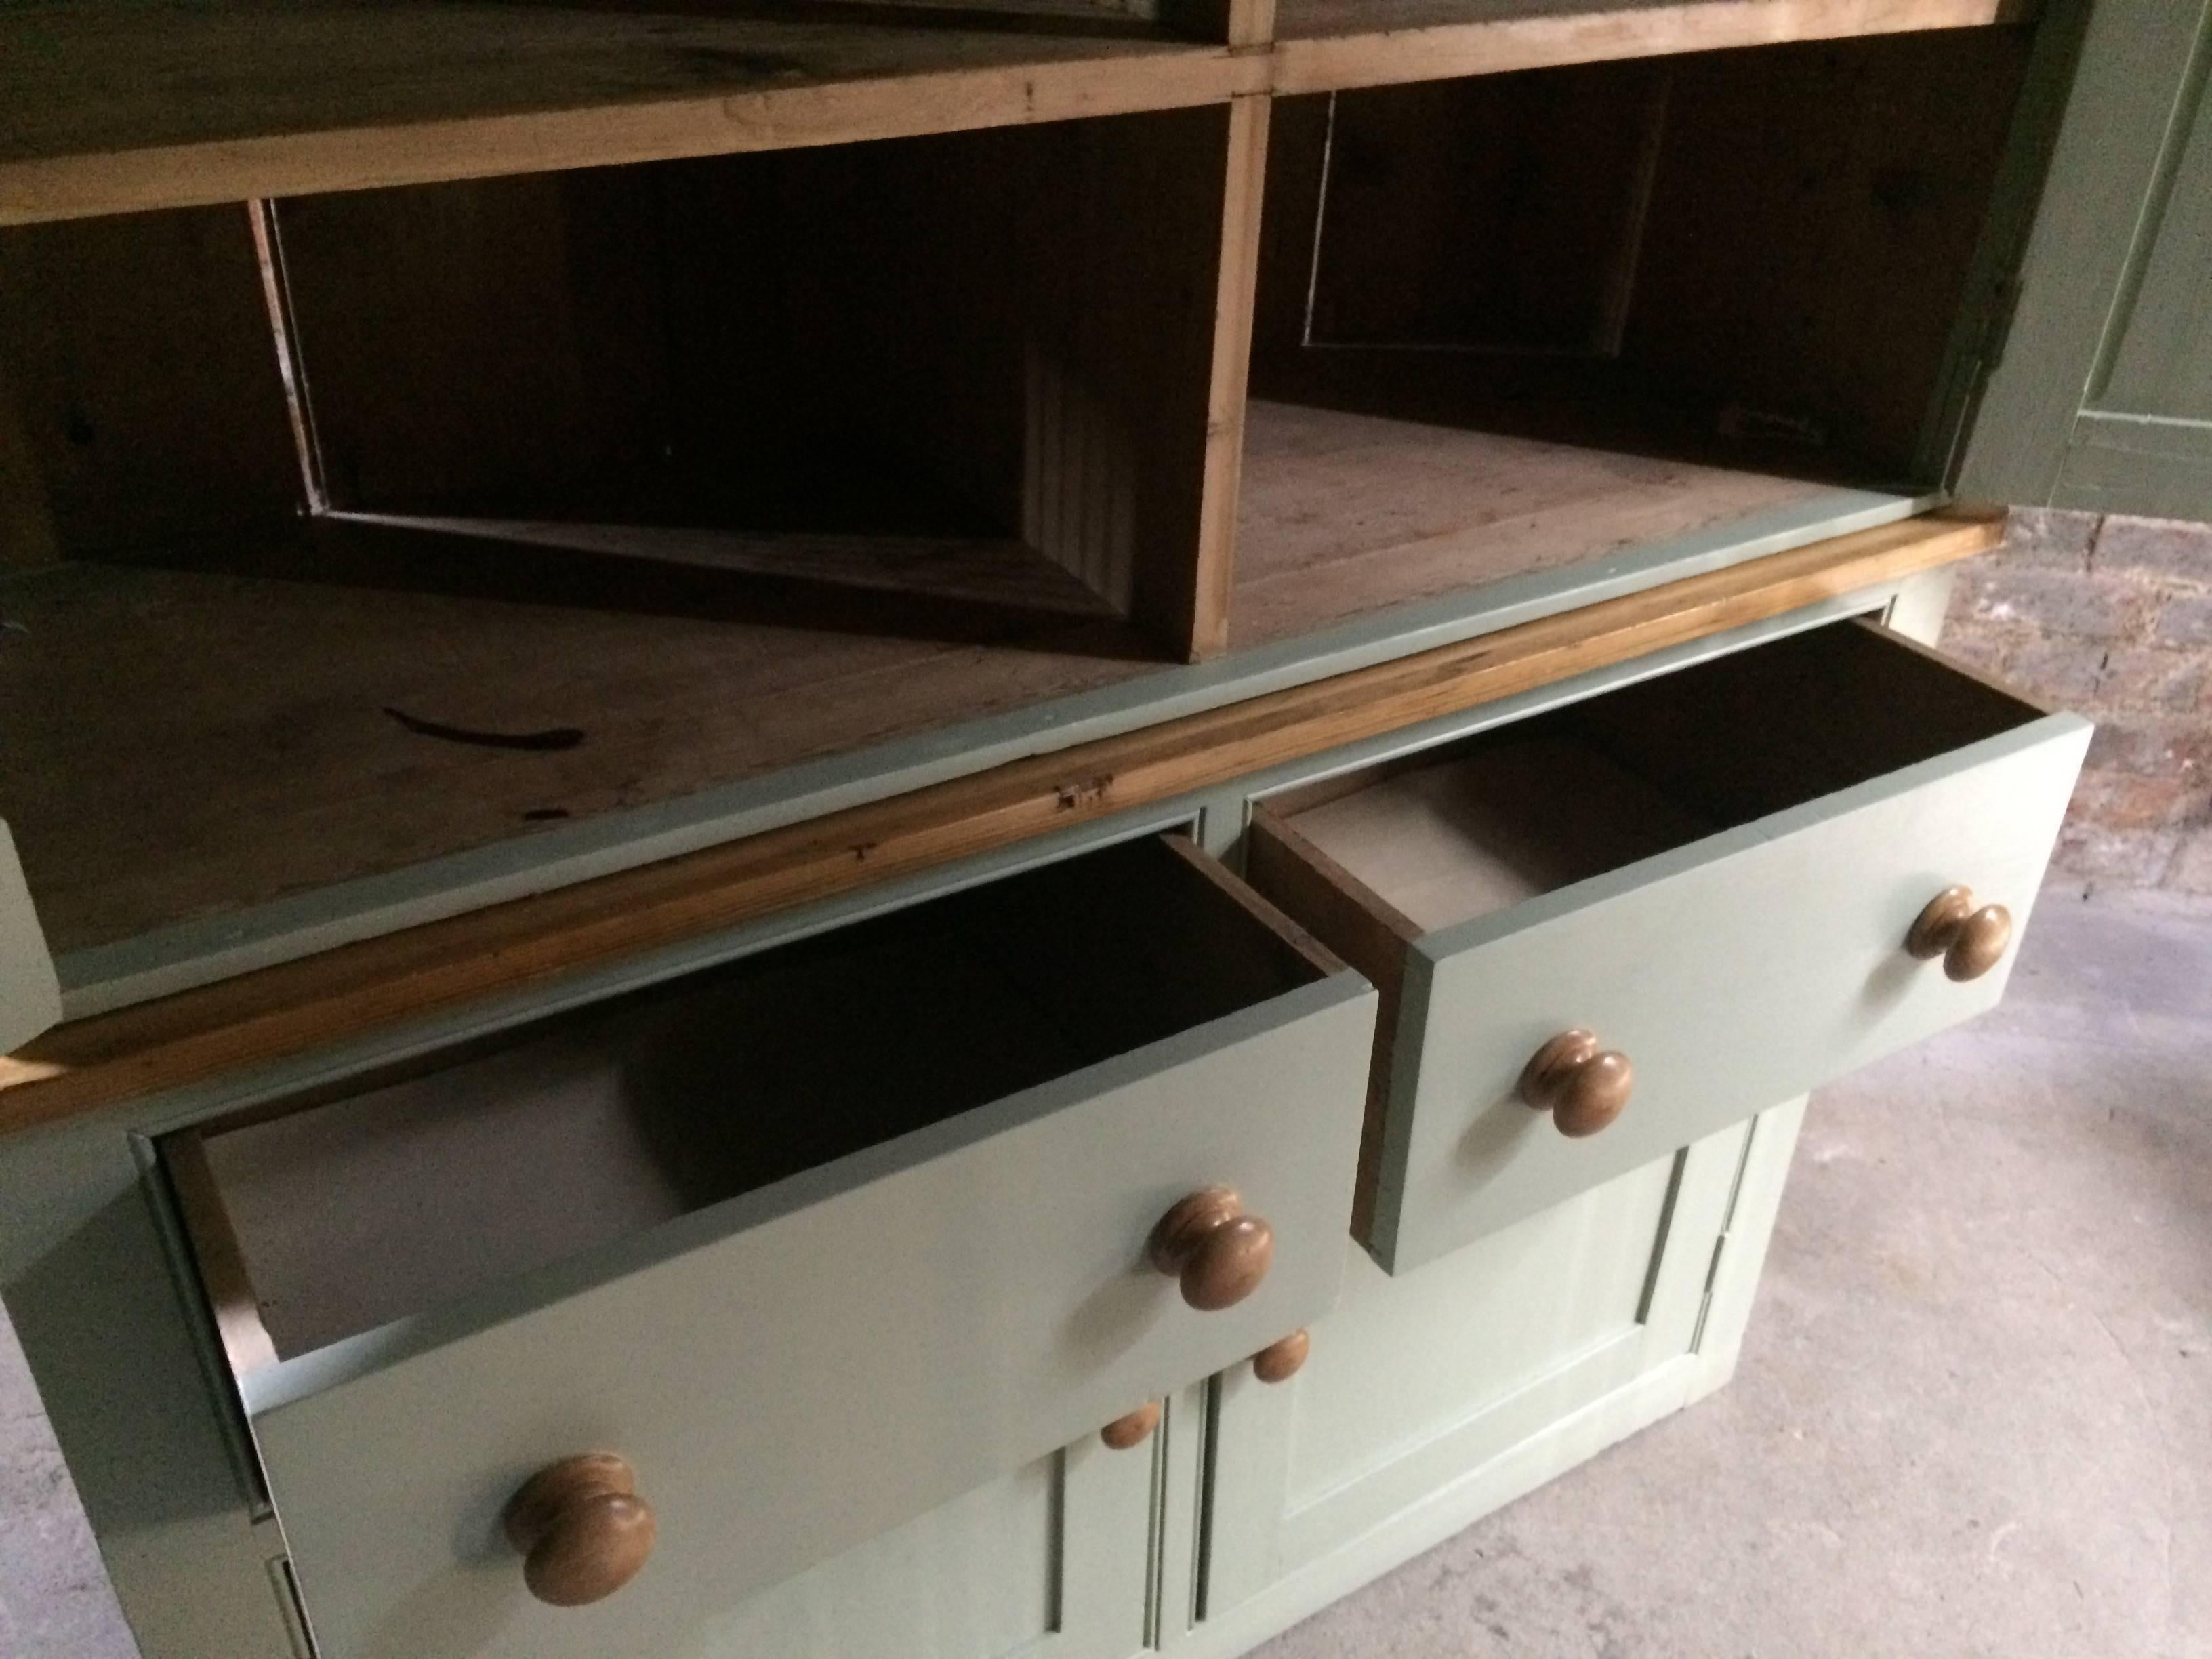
[1271,0,2028,91]
[0,3,1254,226]
[0,504,2002,1136]
[1231,401,1844,649]
[3,424,1881,969]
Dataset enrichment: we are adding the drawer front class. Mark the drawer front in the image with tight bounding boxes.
[1369,716,2086,1273]
[245,976,1374,1659]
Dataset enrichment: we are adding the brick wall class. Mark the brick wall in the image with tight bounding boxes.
[1943,510,2212,891]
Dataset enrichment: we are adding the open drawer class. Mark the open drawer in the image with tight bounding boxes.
[1245,620,2089,1275]
[161,834,1374,1659]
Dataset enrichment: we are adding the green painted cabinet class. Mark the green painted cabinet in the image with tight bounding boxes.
[1962,0,2212,518]
[1182,1102,1807,1657]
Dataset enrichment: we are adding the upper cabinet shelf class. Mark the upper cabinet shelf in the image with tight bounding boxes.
[0,2,1256,226]
[1269,0,2032,91]
[1,0,2030,226]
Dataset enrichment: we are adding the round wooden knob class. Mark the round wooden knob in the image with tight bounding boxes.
[1517,1029,1633,1138]
[1905,886,2013,982]
[1147,1186,1274,1311]
[502,1454,657,1608]
[1252,1329,1311,1385]
[1101,1401,1162,1450]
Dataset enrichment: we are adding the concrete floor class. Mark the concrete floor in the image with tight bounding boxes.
[3,879,2208,1658]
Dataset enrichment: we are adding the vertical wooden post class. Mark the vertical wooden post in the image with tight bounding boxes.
[1184,91,1273,659]
[1158,0,1276,47]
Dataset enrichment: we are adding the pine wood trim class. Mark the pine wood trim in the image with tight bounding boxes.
[1271,0,2034,94]
[0,32,1263,230]
[0,508,2001,1138]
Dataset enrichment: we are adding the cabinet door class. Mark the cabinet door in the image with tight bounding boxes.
[1200,1106,1793,1623]
[693,1437,1155,1659]
[1961,0,2212,520]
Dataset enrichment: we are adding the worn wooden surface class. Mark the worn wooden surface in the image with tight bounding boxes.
[1271,0,2028,85]
[0,508,2001,1136]
[1254,26,2032,489]
[0,3,2036,228]
[0,419,1881,963]
[1232,404,1839,647]
[0,4,1257,226]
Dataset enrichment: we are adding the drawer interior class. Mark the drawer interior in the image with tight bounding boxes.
[163,834,1332,1372]
[1261,621,2045,937]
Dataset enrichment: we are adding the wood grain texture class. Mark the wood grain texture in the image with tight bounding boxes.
[0,510,2001,1137]
[0,424,1907,966]
[1099,1402,1163,1449]
[1182,93,1274,659]
[1232,405,1850,649]
[1271,0,2029,88]
[501,1454,658,1610]
[0,5,1258,227]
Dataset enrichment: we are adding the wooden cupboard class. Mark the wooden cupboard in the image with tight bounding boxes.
[1,1,2207,1654]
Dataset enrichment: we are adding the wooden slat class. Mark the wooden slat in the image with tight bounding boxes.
[1183,92,1275,660]
[0,5,1258,228]
[0,507,2001,1136]
[1272,0,2030,91]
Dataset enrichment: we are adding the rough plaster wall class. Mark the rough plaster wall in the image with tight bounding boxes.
[1944,510,2212,890]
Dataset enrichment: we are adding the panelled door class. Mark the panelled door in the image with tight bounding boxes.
[1963,0,2212,520]
[1198,1108,1782,1622]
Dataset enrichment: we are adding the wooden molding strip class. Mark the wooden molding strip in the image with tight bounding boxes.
[0,508,2000,1137]
[1,0,2031,227]
[1272,0,2033,94]
[0,35,1260,229]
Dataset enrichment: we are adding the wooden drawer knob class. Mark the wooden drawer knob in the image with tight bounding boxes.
[1518,1029,1633,1138]
[502,1453,657,1608]
[1253,1329,1311,1385]
[1101,1401,1162,1450]
[1906,886,2013,981]
[1147,1186,1274,1311]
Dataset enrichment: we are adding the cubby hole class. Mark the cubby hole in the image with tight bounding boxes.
[1230,26,2035,649]
[0,107,1241,960]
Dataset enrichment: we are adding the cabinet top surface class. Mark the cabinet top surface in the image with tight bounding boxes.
[0,508,1999,1142]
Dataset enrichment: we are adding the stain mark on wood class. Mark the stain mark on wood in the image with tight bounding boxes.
[382,708,586,752]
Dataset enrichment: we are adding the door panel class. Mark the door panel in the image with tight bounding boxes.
[1962,0,2212,520]
[1202,1117,1748,1615]
[697,1443,1151,1659]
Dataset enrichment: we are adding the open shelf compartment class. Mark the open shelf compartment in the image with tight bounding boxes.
[1230,24,2034,647]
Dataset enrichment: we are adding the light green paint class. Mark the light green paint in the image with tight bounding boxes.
[0,819,58,1052]
[1962,0,2212,520]
[1366,713,2086,1275]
